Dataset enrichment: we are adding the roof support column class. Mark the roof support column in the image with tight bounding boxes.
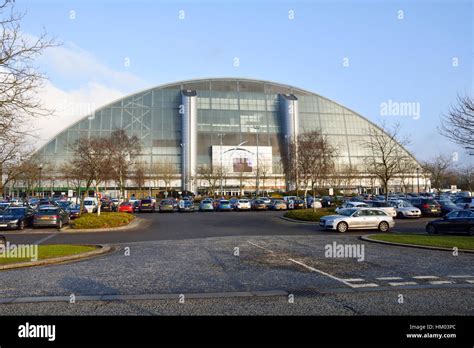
[181,90,198,194]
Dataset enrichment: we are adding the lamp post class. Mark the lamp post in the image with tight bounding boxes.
[416,167,420,194]
[38,164,43,198]
[253,125,260,196]
[217,133,225,196]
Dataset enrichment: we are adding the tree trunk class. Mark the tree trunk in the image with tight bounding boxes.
[96,184,101,216]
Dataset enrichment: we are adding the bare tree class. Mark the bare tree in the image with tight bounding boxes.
[0,1,56,195]
[258,160,271,196]
[59,162,84,205]
[153,160,176,195]
[456,165,474,192]
[362,123,413,200]
[295,131,338,210]
[338,164,360,194]
[423,155,454,197]
[439,95,474,148]
[132,163,146,197]
[108,129,141,197]
[70,137,113,216]
[196,164,227,197]
[396,159,417,193]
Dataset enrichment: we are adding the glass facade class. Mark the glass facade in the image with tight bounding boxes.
[35,78,419,188]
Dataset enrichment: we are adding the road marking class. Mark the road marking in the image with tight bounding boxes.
[247,241,274,253]
[287,258,365,289]
[341,278,365,282]
[429,280,454,285]
[412,276,439,279]
[376,277,403,280]
[34,234,56,245]
[349,283,379,288]
[388,281,418,286]
[447,275,473,278]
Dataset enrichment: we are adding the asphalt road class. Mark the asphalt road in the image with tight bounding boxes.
[0,211,472,315]
[2,210,431,246]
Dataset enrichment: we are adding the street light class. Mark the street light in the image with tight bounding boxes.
[253,125,260,196]
[38,164,43,198]
[217,133,225,196]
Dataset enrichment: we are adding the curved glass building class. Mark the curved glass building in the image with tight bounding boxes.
[34,78,421,195]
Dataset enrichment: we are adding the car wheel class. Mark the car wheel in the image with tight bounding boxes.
[58,220,63,230]
[469,226,474,236]
[426,224,437,235]
[18,220,25,230]
[397,212,404,219]
[336,222,348,233]
[378,221,389,232]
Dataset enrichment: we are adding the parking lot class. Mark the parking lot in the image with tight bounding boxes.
[0,210,472,315]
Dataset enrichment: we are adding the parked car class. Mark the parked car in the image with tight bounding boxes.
[408,198,441,216]
[388,200,421,218]
[199,199,214,212]
[252,199,268,211]
[425,210,474,235]
[159,199,176,213]
[66,204,88,219]
[139,199,156,213]
[268,199,287,210]
[33,207,70,229]
[217,200,233,211]
[321,196,333,207]
[319,208,395,233]
[438,200,460,216]
[335,202,368,214]
[235,199,251,211]
[0,207,35,230]
[118,202,135,214]
[56,200,72,210]
[179,200,195,212]
[83,198,98,213]
[100,199,114,212]
[133,200,140,212]
[293,199,305,209]
[364,201,397,217]
[453,197,474,210]
[0,202,11,212]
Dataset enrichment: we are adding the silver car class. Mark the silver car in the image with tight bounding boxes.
[319,208,395,233]
[388,200,421,218]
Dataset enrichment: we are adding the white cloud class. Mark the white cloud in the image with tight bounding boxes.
[30,40,148,148]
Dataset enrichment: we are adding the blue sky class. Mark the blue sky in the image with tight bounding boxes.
[17,0,473,164]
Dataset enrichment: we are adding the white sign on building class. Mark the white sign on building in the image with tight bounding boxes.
[211,146,273,174]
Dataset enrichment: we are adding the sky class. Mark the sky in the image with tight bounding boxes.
[14,0,474,164]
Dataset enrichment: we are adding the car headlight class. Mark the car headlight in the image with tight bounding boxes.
[9,219,18,224]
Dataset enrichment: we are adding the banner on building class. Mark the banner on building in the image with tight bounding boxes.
[211,146,273,174]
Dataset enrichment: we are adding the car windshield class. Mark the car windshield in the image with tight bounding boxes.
[220,201,230,204]
[400,201,414,208]
[84,201,94,206]
[120,202,131,206]
[37,209,58,215]
[141,200,152,204]
[68,204,80,209]
[3,208,26,215]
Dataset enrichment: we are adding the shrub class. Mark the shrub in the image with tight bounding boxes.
[283,208,336,222]
[70,212,135,229]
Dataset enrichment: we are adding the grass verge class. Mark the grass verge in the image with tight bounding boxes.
[70,212,135,229]
[283,208,336,222]
[369,234,474,250]
[0,244,98,265]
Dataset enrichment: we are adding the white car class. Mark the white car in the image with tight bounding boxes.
[83,198,98,213]
[365,201,397,217]
[319,208,395,233]
[235,199,251,211]
[335,201,368,214]
[388,200,421,218]
[309,200,323,209]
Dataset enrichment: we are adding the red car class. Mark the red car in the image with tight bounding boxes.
[118,202,134,213]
